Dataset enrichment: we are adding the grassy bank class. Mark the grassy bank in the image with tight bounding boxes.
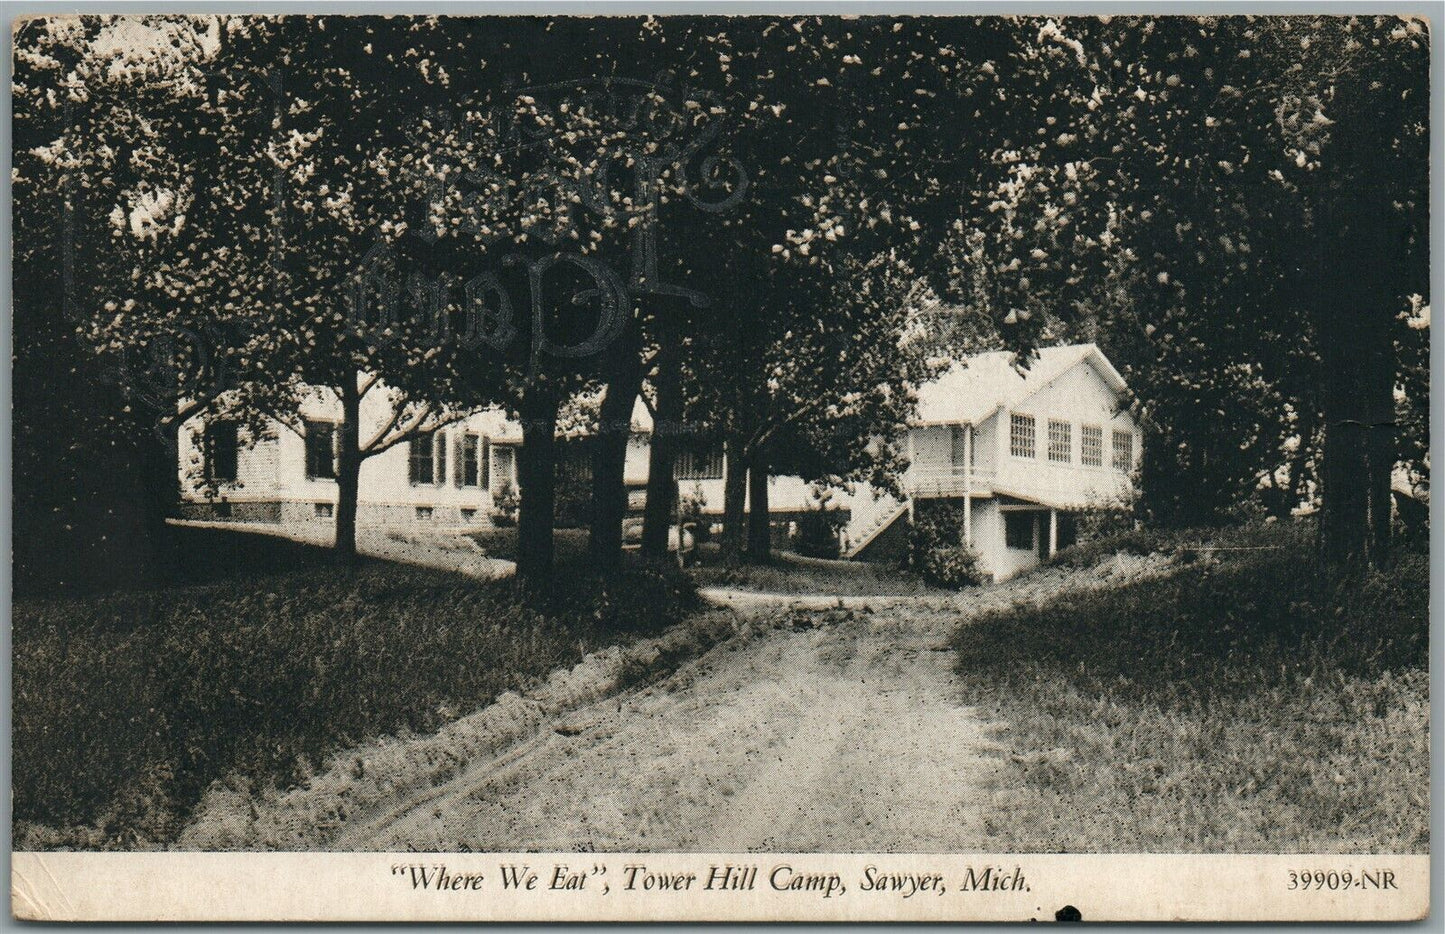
[955,520,1429,852]
[14,538,698,847]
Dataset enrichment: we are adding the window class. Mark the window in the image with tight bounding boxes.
[304,420,337,480]
[415,506,434,520]
[675,447,724,481]
[1112,429,1135,472]
[204,420,239,483]
[1005,511,1035,550]
[1081,425,1104,467]
[409,432,446,486]
[460,433,482,487]
[1010,413,1036,458]
[460,507,477,522]
[313,502,334,518]
[1047,420,1072,463]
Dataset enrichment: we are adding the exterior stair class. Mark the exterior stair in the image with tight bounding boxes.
[843,496,908,559]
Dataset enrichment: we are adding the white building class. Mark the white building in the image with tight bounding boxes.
[842,343,1141,579]
[178,343,1140,581]
[178,387,524,528]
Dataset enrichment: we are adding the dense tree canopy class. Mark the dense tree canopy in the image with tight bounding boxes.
[12,14,1429,592]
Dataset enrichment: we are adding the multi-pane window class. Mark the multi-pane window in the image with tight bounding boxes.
[304,420,337,480]
[460,433,482,487]
[204,419,239,483]
[1047,419,1072,463]
[1004,511,1035,550]
[409,432,445,485]
[1081,425,1104,467]
[1112,429,1135,472]
[675,447,724,481]
[1009,413,1036,458]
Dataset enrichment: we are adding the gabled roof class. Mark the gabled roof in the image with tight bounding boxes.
[913,343,1127,426]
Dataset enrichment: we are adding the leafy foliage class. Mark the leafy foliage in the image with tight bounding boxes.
[791,500,847,560]
[903,501,984,589]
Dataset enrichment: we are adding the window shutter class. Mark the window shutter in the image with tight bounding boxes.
[435,432,448,486]
[482,439,491,491]
[454,435,464,488]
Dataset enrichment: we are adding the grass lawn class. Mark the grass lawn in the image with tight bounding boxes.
[14,527,698,847]
[467,526,591,565]
[689,545,942,596]
[954,519,1429,852]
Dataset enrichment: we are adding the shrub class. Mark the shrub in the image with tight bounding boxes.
[903,501,983,588]
[679,487,712,545]
[490,482,519,527]
[791,502,846,559]
[1072,502,1137,541]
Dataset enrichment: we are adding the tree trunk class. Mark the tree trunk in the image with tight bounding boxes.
[334,379,362,566]
[746,447,771,563]
[136,430,181,582]
[641,341,682,558]
[1364,300,1397,566]
[517,386,559,584]
[720,432,748,564]
[1316,272,1373,567]
[590,327,643,573]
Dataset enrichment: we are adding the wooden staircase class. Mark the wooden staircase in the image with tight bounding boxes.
[843,496,908,559]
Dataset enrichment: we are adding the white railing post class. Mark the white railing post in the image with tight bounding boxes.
[964,423,973,493]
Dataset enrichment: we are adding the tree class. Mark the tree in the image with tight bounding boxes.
[12,16,274,581]
[944,16,1428,562]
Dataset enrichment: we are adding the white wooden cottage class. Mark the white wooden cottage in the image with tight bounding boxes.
[177,343,1140,581]
[842,343,1141,579]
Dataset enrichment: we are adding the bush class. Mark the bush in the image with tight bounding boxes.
[791,502,846,559]
[679,487,712,545]
[916,543,983,589]
[13,557,699,844]
[902,501,984,588]
[490,482,519,527]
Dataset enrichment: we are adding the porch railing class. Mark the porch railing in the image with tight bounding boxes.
[907,466,996,498]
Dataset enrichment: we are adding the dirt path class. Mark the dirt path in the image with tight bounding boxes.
[331,553,1171,853]
[335,602,1002,852]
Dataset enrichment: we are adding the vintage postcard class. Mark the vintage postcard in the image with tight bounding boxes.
[9,10,1432,922]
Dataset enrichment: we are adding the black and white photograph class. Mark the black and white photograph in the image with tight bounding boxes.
[7,10,1434,922]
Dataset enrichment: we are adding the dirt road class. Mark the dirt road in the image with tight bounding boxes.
[336,601,1003,852]
[331,555,1168,853]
